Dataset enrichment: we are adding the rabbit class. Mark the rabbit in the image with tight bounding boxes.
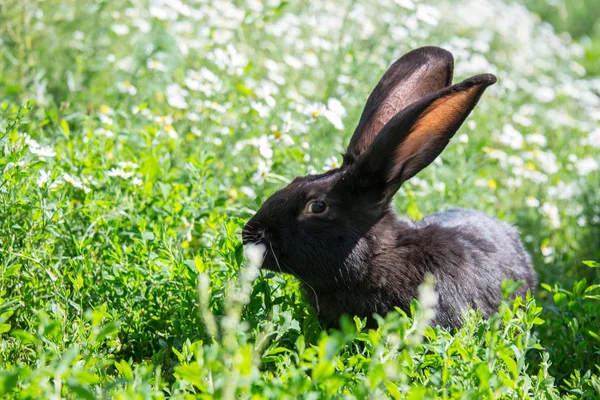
[242,46,536,329]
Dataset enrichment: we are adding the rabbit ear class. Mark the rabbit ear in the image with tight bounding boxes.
[350,74,496,199]
[345,47,454,163]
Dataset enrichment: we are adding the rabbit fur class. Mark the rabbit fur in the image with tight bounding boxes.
[242,46,536,328]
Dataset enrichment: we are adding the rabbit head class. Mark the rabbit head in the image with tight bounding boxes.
[242,47,496,290]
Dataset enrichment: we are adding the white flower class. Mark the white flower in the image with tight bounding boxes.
[575,158,599,176]
[98,105,114,115]
[163,125,178,139]
[548,181,580,200]
[534,87,555,103]
[323,156,340,171]
[495,124,523,149]
[25,135,56,158]
[525,197,540,207]
[506,177,523,188]
[474,178,488,188]
[62,173,91,193]
[542,202,560,229]
[565,204,584,216]
[270,129,294,146]
[29,145,56,158]
[251,160,271,184]
[283,54,303,69]
[533,150,559,174]
[306,99,346,130]
[512,167,548,183]
[541,244,554,257]
[131,177,143,186]
[458,134,469,144]
[94,127,115,138]
[37,170,52,187]
[250,101,270,118]
[111,24,130,36]
[117,81,137,95]
[154,115,173,125]
[322,98,346,130]
[251,135,273,160]
[239,186,257,199]
[187,112,201,122]
[73,31,84,41]
[583,128,600,148]
[107,168,134,179]
[486,148,508,166]
[525,133,547,147]
[147,59,167,71]
[394,0,415,9]
[117,161,138,169]
[166,84,188,109]
[416,4,440,26]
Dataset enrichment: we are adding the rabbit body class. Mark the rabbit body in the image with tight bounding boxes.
[242,47,536,328]
[301,209,534,328]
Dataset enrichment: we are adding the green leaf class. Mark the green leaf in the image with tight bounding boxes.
[95,322,119,343]
[72,371,101,385]
[115,360,134,381]
[194,255,205,273]
[0,372,18,395]
[540,283,553,292]
[406,190,423,221]
[312,361,335,381]
[174,364,206,391]
[385,381,402,400]
[60,119,70,136]
[499,352,518,381]
[12,330,39,345]
[67,383,96,400]
[588,330,600,342]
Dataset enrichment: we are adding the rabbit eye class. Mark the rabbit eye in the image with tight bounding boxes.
[308,201,327,214]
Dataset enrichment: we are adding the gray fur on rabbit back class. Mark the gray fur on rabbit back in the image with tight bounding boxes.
[242,46,537,329]
[299,208,535,329]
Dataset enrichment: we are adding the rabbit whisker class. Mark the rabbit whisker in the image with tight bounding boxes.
[268,241,283,275]
[278,259,321,317]
[267,243,320,315]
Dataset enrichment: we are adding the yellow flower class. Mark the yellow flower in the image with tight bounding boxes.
[311,110,320,118]
[526,162,536,171]
[487,179,497,190]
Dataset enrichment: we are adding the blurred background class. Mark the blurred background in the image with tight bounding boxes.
[0,0,599,397]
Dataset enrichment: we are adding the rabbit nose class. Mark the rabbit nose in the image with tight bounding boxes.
[242,225,265,245]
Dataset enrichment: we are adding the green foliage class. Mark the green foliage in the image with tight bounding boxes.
[524,0,600,39]
[0,0,599,398]
[538,262,600,396]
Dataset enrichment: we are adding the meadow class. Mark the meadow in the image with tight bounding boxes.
[0,0,599,398]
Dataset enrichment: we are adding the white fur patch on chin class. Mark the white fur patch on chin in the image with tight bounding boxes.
[244,243,266,269]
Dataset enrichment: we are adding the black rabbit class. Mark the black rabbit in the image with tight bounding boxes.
[242,46,536,329]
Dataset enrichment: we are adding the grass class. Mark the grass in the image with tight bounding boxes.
[0,0,599,398]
